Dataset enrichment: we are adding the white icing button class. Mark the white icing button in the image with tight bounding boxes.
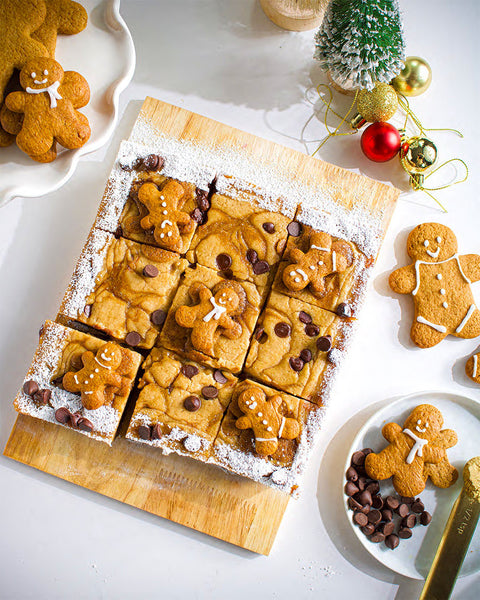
[161,202,166,207]
[436,274,442,280]
[309,265,316,270]
[167,231,173,237]
[160,196,164,200]
[160,233,165,238]
[257,412,263,417]
[90,374,94,379]
[443,302,448,308]
[417,420,421,424]
[318,261,323,266]
[163,210,168,215]
[294,277,300,283]
[440,289,446,295]
[84,380,89,385]
[262,420,268,425]
[267,427,273,432]
[95,368,99,373]
[424,240,429,247]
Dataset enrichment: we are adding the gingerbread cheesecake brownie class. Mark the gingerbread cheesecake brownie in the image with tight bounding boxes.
[14,320,142,444]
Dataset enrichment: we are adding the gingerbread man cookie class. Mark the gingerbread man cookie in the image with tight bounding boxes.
[283,231,353,296]
[175,281,245,356]
[32,0,88,57]
[137,180,195,253]
[389,223,480,348]
[5,57,90,162]
[235,385,300,456]
[365,404,458,497]
[465,352,480,385]
[62,342,130,410]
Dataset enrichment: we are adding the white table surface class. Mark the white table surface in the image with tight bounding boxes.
[1,1,479,598]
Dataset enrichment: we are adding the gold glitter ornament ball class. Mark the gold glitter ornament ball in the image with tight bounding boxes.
[351,83,398,128]
[392,56,432,97]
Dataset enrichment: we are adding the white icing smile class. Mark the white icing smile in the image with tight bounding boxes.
[426,247,440,259]
[33,78,48,85]
[415,419,428,433]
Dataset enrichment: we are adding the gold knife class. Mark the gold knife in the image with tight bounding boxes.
[419,456,480,600]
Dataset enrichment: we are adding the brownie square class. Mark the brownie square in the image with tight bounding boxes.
[59,229,187,349]
[211,379,321,493]
[14,320,142,445]
[158,264,262,373]
[244,292,353,403]
[186,175,296,294]
[126,348,236,459]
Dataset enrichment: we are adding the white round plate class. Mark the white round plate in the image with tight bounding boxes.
[0,0,135,207]
[344,391,480,580]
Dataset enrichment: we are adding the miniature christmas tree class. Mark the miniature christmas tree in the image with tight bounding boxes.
[314,0,405,91]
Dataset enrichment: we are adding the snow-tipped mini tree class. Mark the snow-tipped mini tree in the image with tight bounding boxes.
[314,0,405,91]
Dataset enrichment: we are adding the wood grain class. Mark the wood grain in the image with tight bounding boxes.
[4,97,400,555]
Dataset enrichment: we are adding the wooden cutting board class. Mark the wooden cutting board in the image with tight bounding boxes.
[3,97,400,555]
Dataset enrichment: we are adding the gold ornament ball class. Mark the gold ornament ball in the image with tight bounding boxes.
[357,83,399,122]
[401,137,437,173]
[392,56,432,97]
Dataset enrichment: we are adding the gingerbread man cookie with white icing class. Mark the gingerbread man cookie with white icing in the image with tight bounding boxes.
[137,180,195,253]
[62,342,130,410]
[389,223,480,348]
[235,385,300,456]
[175,281,244,356]
[365,404,458,497]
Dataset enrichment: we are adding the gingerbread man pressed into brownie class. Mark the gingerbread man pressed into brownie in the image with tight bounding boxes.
[236,385,300,456]
[175,280,245,356]
[137,180,195,252]
[62,342,130,410]
[389,223,480,348]
[283,231,353,296]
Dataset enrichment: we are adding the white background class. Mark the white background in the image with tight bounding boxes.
[1,1,479,598]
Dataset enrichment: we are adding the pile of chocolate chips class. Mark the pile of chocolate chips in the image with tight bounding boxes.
[345,448,432,550]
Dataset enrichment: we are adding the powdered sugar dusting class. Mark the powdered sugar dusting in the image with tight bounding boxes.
[62,229,112,318]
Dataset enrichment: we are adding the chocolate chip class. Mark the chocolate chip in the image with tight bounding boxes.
[216,253,232,271]
[23,380,39,396]
[348,497,363,511]
[84,304,92,317]
[367,509,382,525]
[398,527,412,539]
[125,331,142,346]
[385,534,400,550]
[381,509,393,522]
[402,514,417,529]
[69,412,82,428]
[55,407,71,424]
[252,260,269,275]
[353,512,368,527]
[151,423,162,439]
[143,264,159,278]
[336,302,352,318]
[420,511,432,526]
[298,311,312,324]
[213,370,228,384]
[181,364,199,379]
[362,448,374,456]
[196,188,210,211]
[39,323,45,337]
[262,222,275,233]
[371,495,383,510]
[411,501,424,514]
[370,532,385,543]
[299,349,312,363]
[33,389,51,405]
[184,395,202,412]
[289,356,304,372]
[379,522,395,537]
[357,476,368,491]
[351,451,365,466]
[316,335,332,352]
[114,225,123,239]
[191,208,204,224]
[202,385,218,399]
[366,481,380,496]
[287,221,302,237]
[77,417,93,433]
[138,425,152,440]
[346,466,358,482]
[274,322,291,338]
[151,309,166,326]
[254,327,265,341]
[142,154,162,171]
[345,482,359,496]
[396,503,410,518]
[361,523,376,536]
[385,496,400,510]
[221,269,233,279]
[401,496,415,504]
[305,323,320,337]
[358,490,372,506]
[246,249,258,264]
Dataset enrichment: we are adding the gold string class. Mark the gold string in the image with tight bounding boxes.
[311,85,359,156]
[397,94,463,138]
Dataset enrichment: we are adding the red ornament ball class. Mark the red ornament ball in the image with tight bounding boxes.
[360,122,401,162]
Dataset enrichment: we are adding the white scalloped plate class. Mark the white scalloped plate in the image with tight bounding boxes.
[344,391,480,580]
[0,0,135,207]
